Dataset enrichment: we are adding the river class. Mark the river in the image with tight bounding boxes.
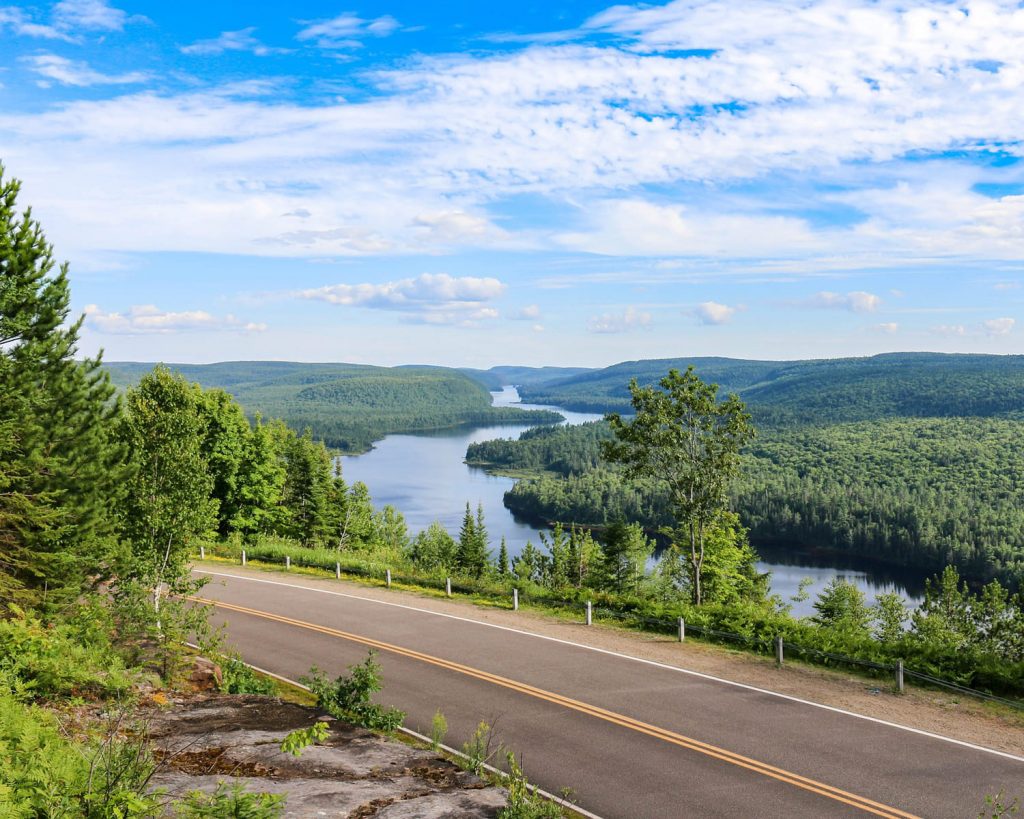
[341,386,923,616]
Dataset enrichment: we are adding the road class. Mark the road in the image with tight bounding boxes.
[194,567,1024,818]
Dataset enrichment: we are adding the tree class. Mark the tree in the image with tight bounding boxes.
[197,389,251,537]
[603,366,754,605]
[119,367,217,610]
[229,416,285,544]
[812,579,871,632]
[408,521,458,571]
[280,430,333,546]
[496,537,509,577]
[457,502,490,578]
[599,522,651,595]
[0,167,127,610]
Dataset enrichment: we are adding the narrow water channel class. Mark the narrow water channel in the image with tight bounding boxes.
[341,386,923,616]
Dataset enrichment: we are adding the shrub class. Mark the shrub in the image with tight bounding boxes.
[301,652,404,732]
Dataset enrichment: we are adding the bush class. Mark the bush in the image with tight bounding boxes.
[220,656,278,696]
[302,652,404,732]
[0,608,133,701]
[177,781,285,818]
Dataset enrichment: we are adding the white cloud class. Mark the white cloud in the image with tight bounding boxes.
[23,54,148,87]
[5,0,1024,267]
[557,200,819,257]
[83,304,266,334]
[512,304,542,320]
[802,291,882,313]
[875,322,900,334]
[587,306,652,334]
[0,1,136,40]
[181,28,289,57]
[982,317,1016,336]
[694,301,736,325]
[52,0,130,32]
[931,324,968,337]
[0,7,73,40]
[296,13,400,48]
[296,273,505,326]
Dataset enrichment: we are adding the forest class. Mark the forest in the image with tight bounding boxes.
[516,352,1024,422]
[105,360,562,453]
[473,417,1024,588]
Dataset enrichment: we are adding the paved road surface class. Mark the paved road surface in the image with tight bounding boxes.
[194,568,1024,818]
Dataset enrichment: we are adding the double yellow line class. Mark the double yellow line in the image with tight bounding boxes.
[193,595,919,819]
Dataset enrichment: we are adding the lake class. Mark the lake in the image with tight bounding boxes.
[341,386,923,617]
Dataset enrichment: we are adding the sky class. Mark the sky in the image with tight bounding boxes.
[1,0,1024,368]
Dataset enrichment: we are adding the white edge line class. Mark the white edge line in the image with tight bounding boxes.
[194,568,1024,765]
[190,644,603,819]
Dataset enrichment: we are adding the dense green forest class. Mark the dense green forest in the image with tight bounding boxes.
[459,365,594,390]
[105,361,562,452]
[517,352,1024,423]
[471,418,1024,589]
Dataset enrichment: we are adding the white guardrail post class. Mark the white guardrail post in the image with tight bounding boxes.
[285,555,290,570]
[446,577,452,597]
[200,545,205,561]
[513,588,519,611]
[386,569,392,588]
[896,660,904,693]
[678,617,685,642]
[775,635,784,667]
[586,600,592,626]
[336,562,341,579]
[241,550,247,567]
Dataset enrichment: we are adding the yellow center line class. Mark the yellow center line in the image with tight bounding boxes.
[192,595,920,819]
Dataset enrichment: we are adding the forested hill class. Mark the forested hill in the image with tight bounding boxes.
[459,365,594,390]
[517,352,1024,421]
[104,361,561,452]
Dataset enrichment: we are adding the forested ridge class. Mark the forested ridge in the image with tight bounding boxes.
[517,352,1024,422]
[104,360,561,452]
[471,417,1024,588]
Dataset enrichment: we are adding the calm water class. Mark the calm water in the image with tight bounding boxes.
[341,386,923,617]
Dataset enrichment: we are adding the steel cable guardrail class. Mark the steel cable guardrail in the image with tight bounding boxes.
[199,543,1024,710]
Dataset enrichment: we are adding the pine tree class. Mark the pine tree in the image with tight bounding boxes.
[229,416,285,544]
[0,167,127,610]
[457,502,489,578]
[280,430,333,546]
[496,537,509,577]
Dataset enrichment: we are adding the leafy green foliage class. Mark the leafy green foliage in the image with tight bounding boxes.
[302,652,404,732]
[0,166,128,611]
[279,722,330,757]
[220,656,278,696]
[0,688,159,817]
[460,720,501,775]
[604,367,755,605]
[177,781,285,818]
[430,709,448,751]
[0,609,133,701]
[499,752,563,819]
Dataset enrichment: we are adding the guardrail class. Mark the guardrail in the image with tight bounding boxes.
[198,544,1024,711]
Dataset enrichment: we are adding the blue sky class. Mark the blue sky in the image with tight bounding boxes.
[2,0,1023,367]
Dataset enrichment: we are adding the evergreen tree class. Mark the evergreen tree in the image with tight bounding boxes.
[229,416,285,544]
[496,537,509,577]
[340,481,376,548]
[0,167,127,610]
[280,430,333,546]
[457,502,489,577]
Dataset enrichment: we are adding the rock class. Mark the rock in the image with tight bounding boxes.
[188,657,223,692]
[144,694,507,818]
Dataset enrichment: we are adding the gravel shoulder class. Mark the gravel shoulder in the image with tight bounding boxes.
[195,561,1024,757]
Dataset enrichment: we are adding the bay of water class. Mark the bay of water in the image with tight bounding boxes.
[341,386,923,617]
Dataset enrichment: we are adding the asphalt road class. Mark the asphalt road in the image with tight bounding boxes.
[194,567,1024,818]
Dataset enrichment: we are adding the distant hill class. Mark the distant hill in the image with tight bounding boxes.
[459,365,594,390]
[517,352,1024,423]
[104,361,562,452]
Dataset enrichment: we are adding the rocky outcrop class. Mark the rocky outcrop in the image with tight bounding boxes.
[144,694,507,818]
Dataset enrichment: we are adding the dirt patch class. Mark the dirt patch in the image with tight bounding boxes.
[206,564,1024,756]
